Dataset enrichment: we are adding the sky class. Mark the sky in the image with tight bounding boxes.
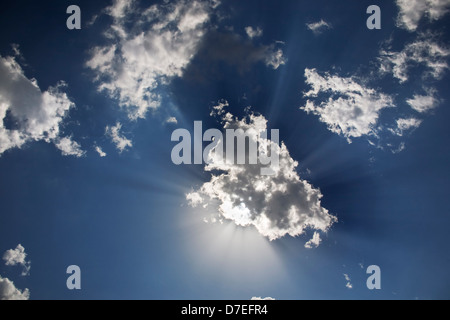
[0,0,450,300]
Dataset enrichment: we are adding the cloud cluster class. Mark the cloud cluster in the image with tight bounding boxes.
[187,102,337,243]
[1,245,30,300]
[0,55,82,157]
[87,0,217,121]
[0,276,30,300]
[302,68,394,142]
[396,0,450,31]
[251,297,275,301]
[302,31,449,151]
[3,244,31,276]
[306,20,332,35]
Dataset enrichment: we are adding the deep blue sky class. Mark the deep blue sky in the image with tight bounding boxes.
[0,0,449,300]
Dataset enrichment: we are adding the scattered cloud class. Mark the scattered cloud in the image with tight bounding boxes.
[187,102,337,243]
[396,0,450,31]
[55,137,85,158]
[95,146,107,157]
[3,245,31,276]
[86,0,217,120]
[166,117,178,125]
[306,19,332,34]
[301,68,394,142]
[394,118,423,136]
[406,91,439,113]
[0,275,30,300]
[106,122,132,153]
[379,36,450,84]
[0,55,81,157]
[245,26,263,39]
[305,232,322,249]
[344,274,353,289]
[251,297,275,301]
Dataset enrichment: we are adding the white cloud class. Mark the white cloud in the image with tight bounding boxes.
[305,232,322,249]
[301,68,394,142]
[344,274,353,289]
[55,137,85,157]
[0,275,30,300]
[106,122,132,153]
[265,48,286,70]
[251,297,275,301]
[166,117,178,125]
[306,19,332,34]
[0,55,81,157]
[397,118,423,131]
[396,0,450,31]
[3,245,31,276]
[87,0,216,120]
[187,102,337,243]
[379,37,450,83]
[407,91,439,113]
[95,146,107,157]
[245,26,263,39]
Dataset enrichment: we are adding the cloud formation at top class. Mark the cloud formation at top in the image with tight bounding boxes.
[87,0,217,121]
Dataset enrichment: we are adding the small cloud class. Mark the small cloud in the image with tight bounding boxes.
[251,297,275,301]
[0,275,30,300]
[55,137,85,158]
[407,91,439,113]
[305,232,322,249]
[95,146,107,157]
[306,19,332,34]
[245,26,263,39]
[106,122,133,153]
[344,274,353,289]
[166,117,178,125]
[3,245,31,276]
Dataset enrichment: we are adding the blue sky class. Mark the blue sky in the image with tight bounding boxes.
[0,0,450,300]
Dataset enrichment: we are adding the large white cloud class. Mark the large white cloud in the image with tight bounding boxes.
[3,244,31,276]
[396,0,450,31]
[0,275,30,300]
[87,0,217,121]
[187,102,337,243]
[301,68,394,142]
[0,55,82,157]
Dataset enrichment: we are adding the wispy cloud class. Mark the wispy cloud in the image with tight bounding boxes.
[306,19,332,35]
[106,122,133,153]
